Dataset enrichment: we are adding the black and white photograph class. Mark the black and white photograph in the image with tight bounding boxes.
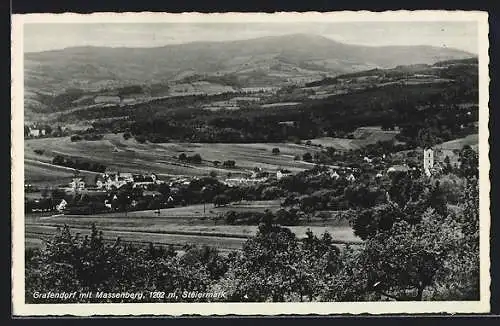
[11,11,490,315]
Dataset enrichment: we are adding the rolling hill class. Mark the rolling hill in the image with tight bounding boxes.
[24,34,474,117]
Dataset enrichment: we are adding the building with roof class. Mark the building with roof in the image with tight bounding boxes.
[387,165,410,175]
[276,169,293,180]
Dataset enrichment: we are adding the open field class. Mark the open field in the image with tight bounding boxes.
[94,200,283,218]
[25,134,320,185]
[24,159,100,187]
[308,126,401,151]
[26,217,361,251]
[26,224,246,253]
[438,134,479,151]
[25,199,361,251]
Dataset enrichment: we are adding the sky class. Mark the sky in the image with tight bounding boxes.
[23,21,478,54]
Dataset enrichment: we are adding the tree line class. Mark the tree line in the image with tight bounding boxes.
[26,176,479,302]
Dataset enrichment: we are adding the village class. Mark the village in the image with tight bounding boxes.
[24,140,460,217]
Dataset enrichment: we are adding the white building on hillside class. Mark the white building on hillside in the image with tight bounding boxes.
[330,170,340,180]
[276,169,293,180]
[56,199,68,212]
[69,177,86,190]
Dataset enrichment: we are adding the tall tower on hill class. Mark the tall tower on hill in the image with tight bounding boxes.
[423,148,434,176]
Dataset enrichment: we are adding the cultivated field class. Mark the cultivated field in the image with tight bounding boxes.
[438,134,479,151]
[25,133,320,186]
[24,159,100,187]
[308,126,401,151]
[25,199,362,251]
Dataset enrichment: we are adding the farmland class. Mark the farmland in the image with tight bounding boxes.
[24,132,361,253]
[307,126,401,151]
[24,159,100,187]
[25,133,320,184]
[25,199,362,252]
[438,133,479,151]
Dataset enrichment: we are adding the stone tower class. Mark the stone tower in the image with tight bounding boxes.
[423,148,434,176]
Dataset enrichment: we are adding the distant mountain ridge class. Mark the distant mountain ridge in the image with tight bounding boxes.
[24,33,475,116]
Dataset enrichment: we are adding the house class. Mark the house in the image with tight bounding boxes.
[346,173,356,182]
[224,178,253,187]
[29,129,40,137]
[132,173,160,189]
[104,199,112,210]
[278,121,296,127]
[102,171,133,190]
[330,170,340,180]
[56,199,68,212]
[387,165,410,175]
[69,177,86,190]
[363,156,373,163]
[143,190,163,199]
[276,169,293,180]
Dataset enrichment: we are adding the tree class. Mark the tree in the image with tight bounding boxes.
[190,153,202,164]
[272,147,280,155]
[70,135,82,142]
[51,188,66,201]
[302,152,313,162]
[459,145,478,179]
[52,155,65,166]
[261,186,282,200]
[41,186,50,198]
[178,153,187,161]
[223,160,236,168]
[215,224,304,301]
[209,170,218,178]
[326,208,465,301]
[213,194,230,207]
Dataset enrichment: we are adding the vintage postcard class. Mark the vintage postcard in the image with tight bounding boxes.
[11,11,490,316]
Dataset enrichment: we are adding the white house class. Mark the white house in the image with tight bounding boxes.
[387,165,409,175]
[330,170,340,180]
[276,169,293,180]
[29,129,40,137]
[69,177,86,190]
[346,174,356,182]
[104,199,112,210]
[56,199,68,212]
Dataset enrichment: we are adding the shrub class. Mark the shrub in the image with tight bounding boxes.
[70,135,82,142]
[223,160,236,168]
[303,152,313,162]
[135,135,147,143]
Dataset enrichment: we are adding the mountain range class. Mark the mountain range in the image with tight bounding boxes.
[24,33,475,115]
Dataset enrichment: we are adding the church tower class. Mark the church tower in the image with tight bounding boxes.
[423,148,434,176]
